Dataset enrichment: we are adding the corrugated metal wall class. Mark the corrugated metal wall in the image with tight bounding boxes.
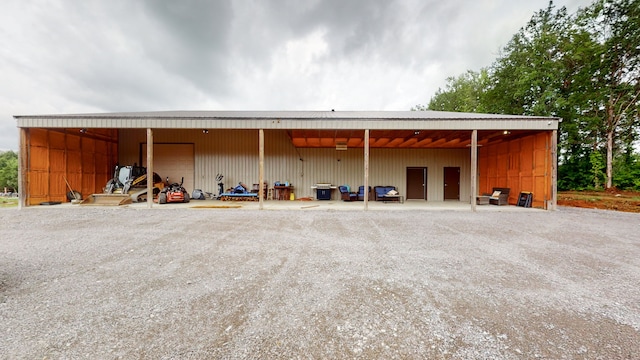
[370,148,471,202]
[478,132,552,208]
[119,129,471,201]
[120,129,264,193]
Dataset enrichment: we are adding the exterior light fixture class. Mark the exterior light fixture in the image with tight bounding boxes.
[202,129,209,134]
[80,128,87,134]
[414,131,420,135]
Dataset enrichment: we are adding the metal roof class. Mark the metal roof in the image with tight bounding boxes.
[14,110,560,130]
[15,109,559,120]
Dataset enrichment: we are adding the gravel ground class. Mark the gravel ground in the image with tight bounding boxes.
[0,205,639,359]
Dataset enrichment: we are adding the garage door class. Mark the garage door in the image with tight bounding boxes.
[142,144,195,194]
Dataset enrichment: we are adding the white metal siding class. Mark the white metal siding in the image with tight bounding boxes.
[16,110,560,130]
[118,129,471,201]
[369,148,470,202]
[18,117,559,130]
[142,144,195,193]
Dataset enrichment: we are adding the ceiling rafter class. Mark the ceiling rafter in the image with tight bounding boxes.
[286,129,538,149]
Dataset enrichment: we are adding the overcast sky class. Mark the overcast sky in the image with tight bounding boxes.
[0,0,593,151]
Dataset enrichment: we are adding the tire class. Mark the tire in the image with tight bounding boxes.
[158,193,167,204]
[183,192,190,203]
[66,190,82,201]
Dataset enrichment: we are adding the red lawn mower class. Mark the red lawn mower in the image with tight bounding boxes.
[158,177,190,204]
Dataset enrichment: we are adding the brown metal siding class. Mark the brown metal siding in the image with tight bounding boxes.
[23,128,117,205]
[478,131,552,208]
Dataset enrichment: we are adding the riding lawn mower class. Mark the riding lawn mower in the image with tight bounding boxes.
[158,177,190,204]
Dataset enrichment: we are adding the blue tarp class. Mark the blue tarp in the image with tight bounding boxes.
[219,193,258,198]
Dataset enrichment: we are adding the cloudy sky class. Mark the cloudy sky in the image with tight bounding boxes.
[1,0,592,151]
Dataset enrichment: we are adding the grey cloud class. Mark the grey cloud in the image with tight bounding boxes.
[274,0,454,70]
[136,0,235,94]
[0,0,595,151]
[20,1,236,111]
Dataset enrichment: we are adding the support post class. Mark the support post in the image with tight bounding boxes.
[259,129,264,210]
[471,129,478,212]
[364,129,369,211]
[18,128,28,209]
[551,129,558,211]
[146,128,153,209]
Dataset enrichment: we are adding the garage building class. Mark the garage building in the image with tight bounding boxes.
[14,110,560,210]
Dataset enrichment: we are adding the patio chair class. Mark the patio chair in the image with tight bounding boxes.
[486,187,510,205]
[338,185,357,201]
[356,186,371,201]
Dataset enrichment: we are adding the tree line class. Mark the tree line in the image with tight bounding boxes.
[417,0,640,190]
[0,150,18,193]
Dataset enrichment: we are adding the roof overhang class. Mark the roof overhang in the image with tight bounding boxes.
[14,110,560,149]
[290,129,542,149]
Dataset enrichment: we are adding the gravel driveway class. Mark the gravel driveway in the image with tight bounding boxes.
[0,206,639,359]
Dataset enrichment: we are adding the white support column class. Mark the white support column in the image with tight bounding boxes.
[259,129,264,210]
[146,128,153,209]
[364,129,369,211]
[471,129,478,212]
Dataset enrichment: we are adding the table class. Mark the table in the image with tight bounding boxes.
[274,185,293,200]
[476,195,490,205]
[382,195,404,203]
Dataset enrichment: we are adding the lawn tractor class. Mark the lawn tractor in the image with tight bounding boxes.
[158,177,190,204]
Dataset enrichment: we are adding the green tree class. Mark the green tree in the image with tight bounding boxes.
[589,150,606,188]
[484,2,573,118]
[416,0,640,190]
[0,150,19,192]
[575,0,640,188]
[424,69,490,113]
[558,153,593,190]
[613,152,640,189]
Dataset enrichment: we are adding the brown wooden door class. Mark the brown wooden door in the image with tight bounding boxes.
[444,167,460,200]
[406,167,427,200]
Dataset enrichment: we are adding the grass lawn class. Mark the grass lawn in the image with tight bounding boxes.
[0,198,18,208]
